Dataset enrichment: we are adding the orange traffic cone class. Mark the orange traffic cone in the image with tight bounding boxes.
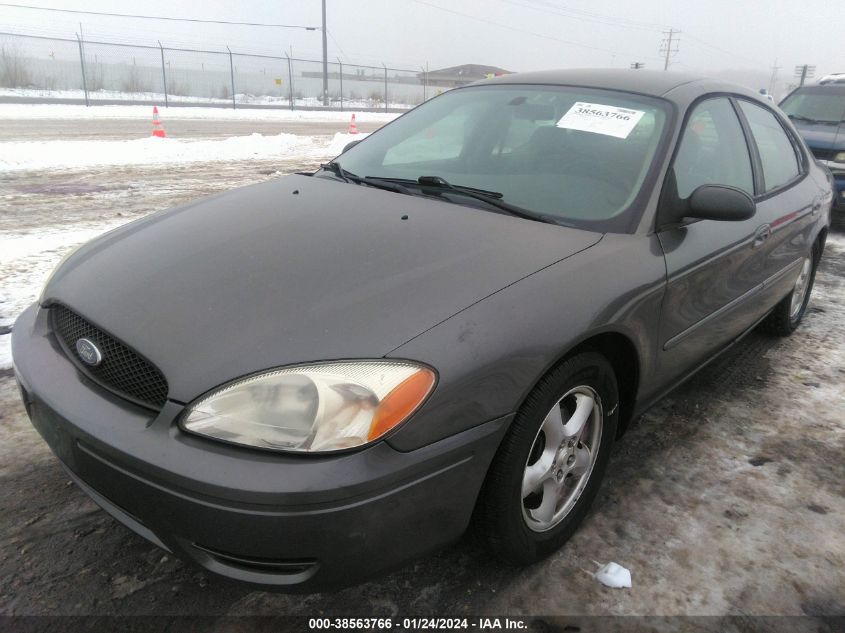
[151,106,166,138]
[347,113,359,135]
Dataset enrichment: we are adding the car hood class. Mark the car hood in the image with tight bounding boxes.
[792,121,844,151]
[45,174,602,402]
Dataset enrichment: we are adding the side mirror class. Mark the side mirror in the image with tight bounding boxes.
[687,185,756,222]
[342,140,361,153]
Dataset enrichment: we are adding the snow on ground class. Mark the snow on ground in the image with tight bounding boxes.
[0,103,401,123]
[0,131,367,172]
[0,222,128,369]
[0,124,370,365]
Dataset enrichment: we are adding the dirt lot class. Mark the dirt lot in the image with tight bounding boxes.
[1,149,844,623]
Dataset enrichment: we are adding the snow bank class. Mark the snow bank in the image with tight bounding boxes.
[0,102,401,123]
[0,132,368,172]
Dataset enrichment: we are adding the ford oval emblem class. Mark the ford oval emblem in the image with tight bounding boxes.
[76,338,103,366]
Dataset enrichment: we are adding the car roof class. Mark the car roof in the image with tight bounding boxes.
[818,73,845,85]
[789,83,845,94]
[475,68,751,98]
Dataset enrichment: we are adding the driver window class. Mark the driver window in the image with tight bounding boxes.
[673,98,754,198]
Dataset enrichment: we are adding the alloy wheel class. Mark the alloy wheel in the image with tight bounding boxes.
[790,256,813,319]
[521,386,603,532]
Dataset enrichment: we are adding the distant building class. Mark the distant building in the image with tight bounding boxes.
[420,64,513,88]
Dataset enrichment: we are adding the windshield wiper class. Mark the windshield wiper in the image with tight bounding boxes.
[318,162,413,195]
[318,161,350,182]
[787,114,839,125]
[412,175,563,225]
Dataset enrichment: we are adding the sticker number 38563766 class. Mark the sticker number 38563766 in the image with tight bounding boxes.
[556,102,646,139]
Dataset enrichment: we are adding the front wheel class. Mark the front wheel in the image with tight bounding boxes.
[476,352,619,565]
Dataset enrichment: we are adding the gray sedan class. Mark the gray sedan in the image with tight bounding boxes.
[12,69,833,591]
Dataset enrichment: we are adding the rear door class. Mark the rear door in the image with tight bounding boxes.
[655,96,768,384]
[734,99,817,311]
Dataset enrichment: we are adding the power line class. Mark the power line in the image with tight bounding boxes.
[326,29,349,60]
[522,0,671,29]
[682,32,768,69]
[405,0,663,61]
[0,3,320,30]
[499,0,767,71]
[493,0,668,32]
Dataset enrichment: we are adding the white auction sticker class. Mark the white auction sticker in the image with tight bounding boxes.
[556,102,646,139]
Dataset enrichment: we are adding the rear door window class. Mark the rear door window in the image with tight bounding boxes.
[738,101,801,192]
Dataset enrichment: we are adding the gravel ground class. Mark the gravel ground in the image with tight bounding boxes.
[0,141,844,622]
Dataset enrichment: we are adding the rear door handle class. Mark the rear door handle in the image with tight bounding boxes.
[753,224,772,247]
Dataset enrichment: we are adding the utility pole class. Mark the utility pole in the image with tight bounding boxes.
[795,64,815,87]
[630,62,645,70]
[337,57,343,111]
[158,41,168,108]
[660,28,680,71]
[321,0,329,106]
[75,32,89,107]
[768,60,780,97]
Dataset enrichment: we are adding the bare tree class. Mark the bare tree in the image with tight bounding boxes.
[0,41,32,88]
[122,64,151,94]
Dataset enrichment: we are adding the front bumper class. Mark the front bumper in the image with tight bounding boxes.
[12,303,510,591]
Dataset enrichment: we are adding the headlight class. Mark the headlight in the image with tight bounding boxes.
[181,361,436,452]
[38,243,84,305]
[834,151,845,163]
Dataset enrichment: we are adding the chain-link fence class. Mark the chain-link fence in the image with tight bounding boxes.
[0,31,432,111]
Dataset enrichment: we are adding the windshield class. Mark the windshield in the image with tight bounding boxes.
[780,86,845,124]
[331,84,670,232]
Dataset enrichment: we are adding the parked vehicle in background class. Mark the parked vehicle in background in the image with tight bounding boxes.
[780,82,845,212]
[13,70,833,591]
[818,73,845,85]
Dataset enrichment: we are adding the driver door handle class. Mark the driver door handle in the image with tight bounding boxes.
[753,224,772,248]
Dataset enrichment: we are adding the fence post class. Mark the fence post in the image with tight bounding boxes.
[382,63,388,111]
[337,58,343,112]
[158,41,168,108]
[227,46,236,109]
[286,54,294,111]
[75,33,89,107]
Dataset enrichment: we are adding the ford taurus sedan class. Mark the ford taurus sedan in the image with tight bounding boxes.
[12,70,833,591]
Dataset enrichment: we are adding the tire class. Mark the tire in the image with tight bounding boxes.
[763,243,819,337]
[476,352,619,565]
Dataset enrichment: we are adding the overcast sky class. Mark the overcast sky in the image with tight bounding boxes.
[2,0,842,91]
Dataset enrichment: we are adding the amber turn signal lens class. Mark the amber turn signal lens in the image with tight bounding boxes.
[368,368,436,441]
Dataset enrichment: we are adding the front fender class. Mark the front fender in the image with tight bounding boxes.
[386,233,667,452]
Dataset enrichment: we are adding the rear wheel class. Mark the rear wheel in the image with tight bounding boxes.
[476,352,618,564]
[763,245,818,336]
